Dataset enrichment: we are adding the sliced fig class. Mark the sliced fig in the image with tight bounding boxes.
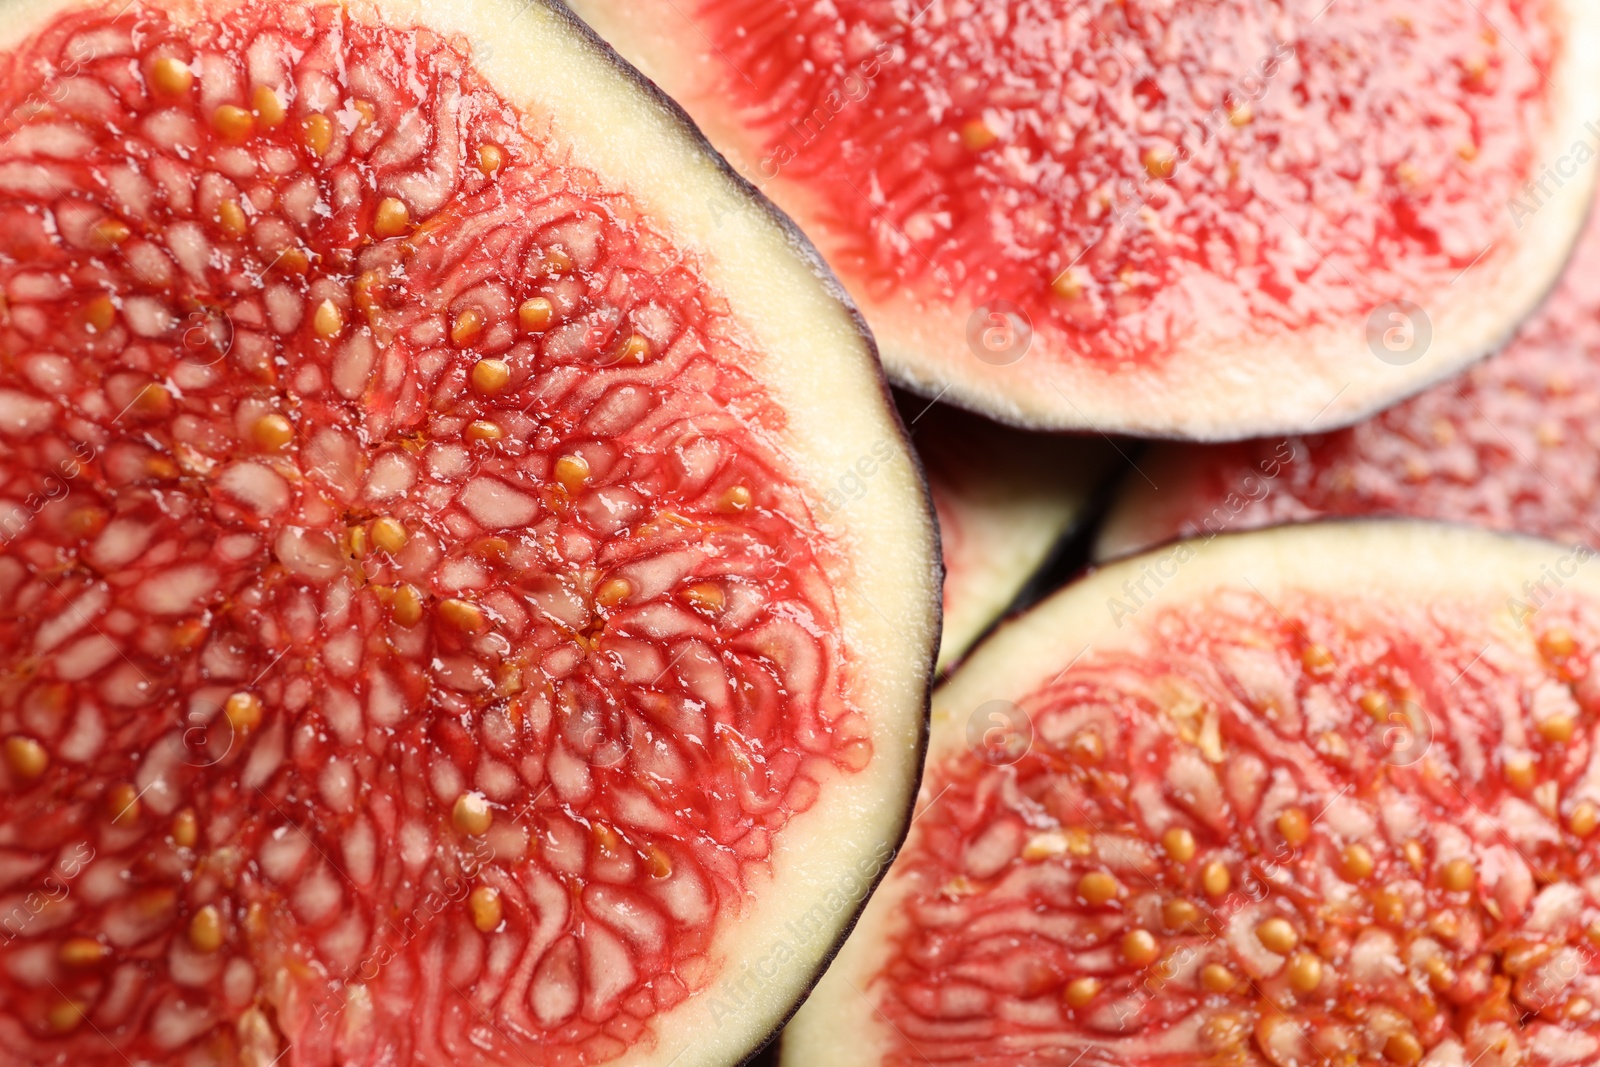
[0,1,938,1064]
[566,0,1599,438]
[901,399,1112,670]
[1097,193,1600,561]
[783,522,1600,1066]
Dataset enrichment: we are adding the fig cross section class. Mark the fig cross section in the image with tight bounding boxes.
[0,1,938,1064]
[1096,194,1600,564]
[568,0,1600,437]
[784,523,1600,1067]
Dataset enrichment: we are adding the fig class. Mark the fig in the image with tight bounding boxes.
[1097,193,1600,560]
[782,521,1600,1065]
[567,0,1600,438]
[903,399,1111,670]
[0,1,939,1063]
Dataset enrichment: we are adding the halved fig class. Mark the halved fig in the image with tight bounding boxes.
[901,399,1111,670]
[565,0,1598,438]
[0,1,939,1063]
[1096,191,1600,560]
[783,522,1600,1066]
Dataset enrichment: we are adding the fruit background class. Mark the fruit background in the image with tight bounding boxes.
[4,0,1600,1064]
[576,0,1600,1061]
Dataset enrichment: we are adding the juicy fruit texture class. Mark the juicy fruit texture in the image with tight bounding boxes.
[1095,197,1600,560]
[0,5,872,1064]
[644,0,1550,363]
[879,586,1600,1064]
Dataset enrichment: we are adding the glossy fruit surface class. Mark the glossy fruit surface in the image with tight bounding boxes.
[1096,195,1600,561]
[784,523,1600,1067]
[0,1,938,1063]
[568,0,1600,437]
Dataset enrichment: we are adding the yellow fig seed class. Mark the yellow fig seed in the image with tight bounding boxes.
[224,691,263,733]
[4,736,48,781]
[451,307,486,346]
[519,297,554,332]
[1384,1032,1424,1067]
[683,583,725,613]
[172,808,199,849]
[252,413,294,451]
[58,937,109,967]
[302,113,334,156]
[1301,644,1335,676]
[369,517,407,555]
[1163,898,1201,930]
[373,197,411,238]
[439,598,488,634]
[1541,628,1578,659]
[960,119,997,150]
[1339,843,1375,881]
[1287,951,1323,992]
[1162,827,1196,863]
[106,782,140,825]
[218,198,248,235]
[1201,859,1231,898]
[212,104,254,141]
[151,56,193,96]
[595,578,632,607]
[188,905,225,953]
[1504,752,1537,791]
[1064,976,1100,1007]
[1440,857,1476,893]
[313,299,344,339]
[554,454,591,494]
[392,584,424,628]
[1255,917,1299,955]
[1276,807,1311,847]
[452,792,493,836]
[471,358,511,394]
[1539,715,1576,744]
[1077,871,1121,907]
[1122,928,1160,966]
[252,85,286,127]
[468,886,502,932]
[1200,963,1238,993]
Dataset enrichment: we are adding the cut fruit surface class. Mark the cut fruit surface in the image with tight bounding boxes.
[783,522,1600,1066]
[0,1,938,1064]
[566,0,1599,438]
[1096,192,1600,561]
[899,399,1111,671]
